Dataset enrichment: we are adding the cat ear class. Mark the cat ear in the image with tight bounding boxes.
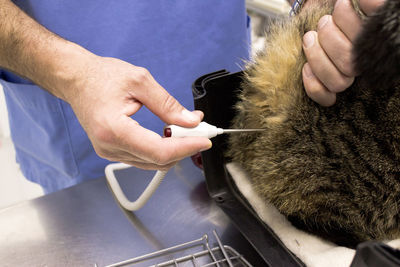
[353,0,400,88]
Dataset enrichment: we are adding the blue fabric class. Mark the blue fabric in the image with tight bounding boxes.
[1,0,250,193]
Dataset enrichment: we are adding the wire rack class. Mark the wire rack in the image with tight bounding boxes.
[102,230,253,267]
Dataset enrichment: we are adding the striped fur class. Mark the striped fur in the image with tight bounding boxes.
[228,0,400,247]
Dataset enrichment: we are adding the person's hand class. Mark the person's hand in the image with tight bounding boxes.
[0,0,211,171]
[64,56,212,170]
[302,0,385,106]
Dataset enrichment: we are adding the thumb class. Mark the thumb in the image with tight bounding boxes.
[132,67,202,127]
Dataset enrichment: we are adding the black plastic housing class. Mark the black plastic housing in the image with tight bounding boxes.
[350,242,400,267]
[192,70,305,267]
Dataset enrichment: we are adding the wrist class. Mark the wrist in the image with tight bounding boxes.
[42,41,97,102]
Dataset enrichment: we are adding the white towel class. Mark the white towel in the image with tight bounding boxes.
[226,162,400,267]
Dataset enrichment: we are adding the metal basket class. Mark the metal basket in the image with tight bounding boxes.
[102,230,252,267]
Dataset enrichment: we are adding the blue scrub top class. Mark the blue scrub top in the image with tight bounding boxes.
[1,0,250,193]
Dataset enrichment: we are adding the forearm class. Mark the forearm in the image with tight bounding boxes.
[0,0,95,100]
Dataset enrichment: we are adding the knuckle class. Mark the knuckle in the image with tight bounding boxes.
[304,84,337,107]
[317,21,338,46]
[304,45,321,64]
[339,55,357,77]
[330,76,354,93]
[152,150,172,165]
[132,67,151,84]
[318,20,338,41]
[304,48,315,62]
[333,49,357,77]
[304,82,322,98]
[321,95,337,107]
[340,63,356,77]
[161,94,179,113]
[303,68,320,96]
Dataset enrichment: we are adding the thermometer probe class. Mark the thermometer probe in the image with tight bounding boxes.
[164,122,265,139]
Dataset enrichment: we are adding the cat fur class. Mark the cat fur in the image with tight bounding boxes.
[227,0,400,247]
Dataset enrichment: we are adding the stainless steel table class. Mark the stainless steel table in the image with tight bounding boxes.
[0,158,265,266]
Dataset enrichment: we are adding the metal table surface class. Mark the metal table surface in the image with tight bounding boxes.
[0,158,265,266]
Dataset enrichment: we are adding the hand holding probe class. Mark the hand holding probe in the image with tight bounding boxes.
[106,121,265,211]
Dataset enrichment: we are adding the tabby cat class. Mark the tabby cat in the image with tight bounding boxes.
[228,0,400,247]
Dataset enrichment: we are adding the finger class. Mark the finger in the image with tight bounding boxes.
[93,140,155,164]
[129,67,201,127]
[96,134,179,168]
[119,160,178,171]
[303,31,355,93]
[359,0,385,16]
[192,110,204,121]
[302,63,337,106]
[119,117,212,165]
[317,15,357,76]
[103,149,149,163]
[332,0,362,42]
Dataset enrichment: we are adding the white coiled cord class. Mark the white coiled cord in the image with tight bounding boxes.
[105,162,168,211]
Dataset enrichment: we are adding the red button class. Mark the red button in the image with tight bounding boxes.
[164,127,172,137]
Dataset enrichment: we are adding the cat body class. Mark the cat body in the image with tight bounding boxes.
[228,0,400,247]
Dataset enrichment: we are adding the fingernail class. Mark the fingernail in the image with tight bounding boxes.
[303,63,314,78]
[303,32,315,49]
[318,15,330,30]
[181,109,199,123]
[200,140,212,152]
[334,0,343,9]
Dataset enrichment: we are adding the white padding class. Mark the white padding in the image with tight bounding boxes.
[226,162,400,267]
